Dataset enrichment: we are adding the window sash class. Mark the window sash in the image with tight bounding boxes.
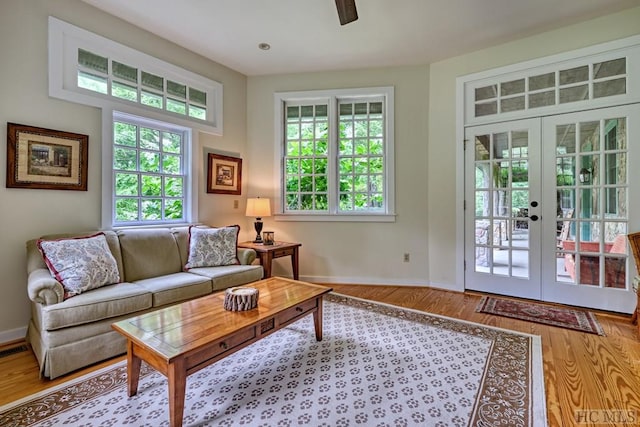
[111,112,190,227]
[276,87,395,220]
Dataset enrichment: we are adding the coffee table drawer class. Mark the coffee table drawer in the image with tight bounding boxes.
[277,298,317,325]
[186,326,256,367]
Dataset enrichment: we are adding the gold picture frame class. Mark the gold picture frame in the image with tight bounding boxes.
[207,153,242,195]
[6,123,88,191]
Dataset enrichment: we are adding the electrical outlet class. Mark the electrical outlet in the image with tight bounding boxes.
[403,253,410,262]
[233,200,239,209]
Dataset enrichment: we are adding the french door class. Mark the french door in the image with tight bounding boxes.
[465,104,639,313]
[465,119,542,300]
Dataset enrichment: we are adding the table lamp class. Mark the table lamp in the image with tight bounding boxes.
[245,197,271,243]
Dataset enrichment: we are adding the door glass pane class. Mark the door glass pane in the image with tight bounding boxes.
[556,117,628,288]
[556,124,576,154]
[512,132,528,157]
[579,187,599,219]
[580,122,600,152]
[473,129,530,279]
[475,135,490,160]
[605,153,625,185]
[579,153,599,187]
[604,118,626,150]
[493,133,508,159]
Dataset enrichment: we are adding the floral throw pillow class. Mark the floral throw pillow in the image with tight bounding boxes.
[37,233,121,299]
[185,225,240,270]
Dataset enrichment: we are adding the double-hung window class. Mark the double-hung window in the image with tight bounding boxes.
[111,112,191,227]
[275,87,395,222]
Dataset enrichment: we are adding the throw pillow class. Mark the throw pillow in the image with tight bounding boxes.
[185,225,240,270]
[37,232,121,299]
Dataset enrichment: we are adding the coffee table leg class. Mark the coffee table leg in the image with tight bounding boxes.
[168,359,187,427]
[126,341,141,397]
[313,297,323,341]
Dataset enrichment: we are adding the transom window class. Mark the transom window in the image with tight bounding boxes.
[111,113,190,227]
[78,49,208,121]
[464,39,640,127]
[48,17,223,134]
[276,87,395,221]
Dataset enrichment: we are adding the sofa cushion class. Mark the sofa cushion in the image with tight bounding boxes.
[117,228,183,281]
[134,272,213,306]
[36,282,151,331]
[185,225,240,269]
[189,265,264,291]
[37,233,121,299]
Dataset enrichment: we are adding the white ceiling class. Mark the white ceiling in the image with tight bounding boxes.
[81,0,640,76]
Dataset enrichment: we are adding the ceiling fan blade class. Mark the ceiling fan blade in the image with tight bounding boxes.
[335,0,358,25]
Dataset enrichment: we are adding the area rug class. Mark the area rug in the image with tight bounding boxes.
[0,294,546,426]
[476,295,605,336]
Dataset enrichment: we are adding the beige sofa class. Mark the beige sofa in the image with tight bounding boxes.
[26,227,263,379]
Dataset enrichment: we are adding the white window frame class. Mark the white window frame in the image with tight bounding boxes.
[101,109,197,229]
[274,87,395,222]
[48,16,223,135]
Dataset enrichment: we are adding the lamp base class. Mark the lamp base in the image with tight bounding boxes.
[253,219,264,243]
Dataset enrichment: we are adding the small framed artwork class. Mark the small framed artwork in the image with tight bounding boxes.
[6,123,88,191]
[207,153,242,195]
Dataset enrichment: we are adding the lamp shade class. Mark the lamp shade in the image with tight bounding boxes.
[245,198,271,217]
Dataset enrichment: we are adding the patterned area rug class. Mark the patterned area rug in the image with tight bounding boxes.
[476,296,605,336]
[1,294,546,426]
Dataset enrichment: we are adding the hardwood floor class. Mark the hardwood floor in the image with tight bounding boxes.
[2,284,640,426]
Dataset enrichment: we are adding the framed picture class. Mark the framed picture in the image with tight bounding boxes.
[207,153,242,195]
[6,123,88,191]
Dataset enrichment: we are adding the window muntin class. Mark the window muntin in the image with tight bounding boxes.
[277,88,394,220]
[112,114,188,226]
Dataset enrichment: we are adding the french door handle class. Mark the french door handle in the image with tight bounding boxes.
[529,215,539,221]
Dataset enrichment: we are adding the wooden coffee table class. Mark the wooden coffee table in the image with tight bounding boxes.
[112,277,332,427]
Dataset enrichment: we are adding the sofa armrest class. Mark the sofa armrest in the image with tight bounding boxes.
[238,248,257,265]
[28,268,64,305]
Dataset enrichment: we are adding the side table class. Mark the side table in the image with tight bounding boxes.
[238,241,301,280]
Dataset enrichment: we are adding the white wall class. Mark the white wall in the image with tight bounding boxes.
[246,66,431,284]
[428,7,640,291]
[0,0,248,343]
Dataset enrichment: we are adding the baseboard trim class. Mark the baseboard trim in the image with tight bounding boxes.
[300,275,427,286]
[0,326,27,346]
